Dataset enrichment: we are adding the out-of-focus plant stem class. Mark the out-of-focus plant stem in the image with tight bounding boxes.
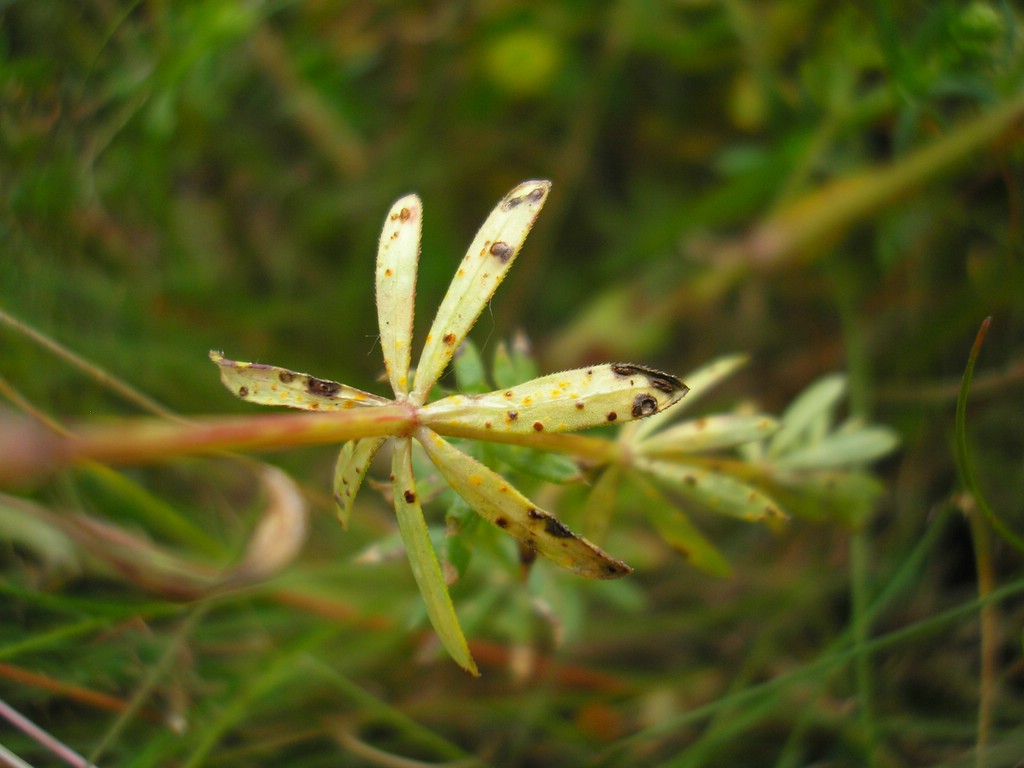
[0,406,414,485]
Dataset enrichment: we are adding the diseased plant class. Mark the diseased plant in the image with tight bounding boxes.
[209,180,690,674]
[207,180,899,674]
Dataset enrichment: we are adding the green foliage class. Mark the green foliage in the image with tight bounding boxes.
[2,1,1024,766]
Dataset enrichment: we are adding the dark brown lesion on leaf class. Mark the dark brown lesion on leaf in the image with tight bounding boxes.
[604,561,631,577]
[489,241,514,263]
[610,363,685,395]
[238,386,249,397]
[606,412,618,422]
[495,516,509,528]
[278,371,295,383]
[306,376,341,397]
[543,516,574,539]
[506,410,519,422]
[526,507,574,540]
[403,490,416,503]
[632,393,659,418]
[500,184,547,211]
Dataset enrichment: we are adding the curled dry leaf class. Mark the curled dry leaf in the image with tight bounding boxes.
[225,464,309,586]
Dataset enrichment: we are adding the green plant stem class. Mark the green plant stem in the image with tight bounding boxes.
[850,531,878,765]
[955,317,1024,553]
[89,603,211,764]
[968,502,997,768]
[0,306,182,423]
[955,316,1008,768]
[740,90,1024,267]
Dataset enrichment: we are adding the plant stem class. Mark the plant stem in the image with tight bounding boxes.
[0,406,415,484]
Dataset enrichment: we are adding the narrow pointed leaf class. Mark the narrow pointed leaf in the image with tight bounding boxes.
[639,415,780,457]
[411,180,551,402]
[416,428,631,579]
[391,437,478,675]
[452,338,489,393]
[638,458,787,522]
[582,464,622,543]
[210,351,389,410]
[630,353,749,441]
[632,475,732,577]
[333,437,386,529]
[773,427,899,470]
[422,363,687,436]
[376,194,421,396]
[769,373,846,457]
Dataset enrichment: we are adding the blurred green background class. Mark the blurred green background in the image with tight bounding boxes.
[2,1,1024,766]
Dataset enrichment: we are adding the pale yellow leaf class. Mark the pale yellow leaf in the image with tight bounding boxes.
[210,351,389,411]
[411,180,551,402]
[333,437,386,529]
[416,428,632,579]
[421,363,687,436]
[376,194,421,396]
[391,437,478,675]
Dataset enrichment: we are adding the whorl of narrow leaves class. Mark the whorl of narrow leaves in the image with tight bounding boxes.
[211,180,687,674]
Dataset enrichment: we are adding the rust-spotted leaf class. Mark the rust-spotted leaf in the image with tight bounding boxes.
[210,351,389,410]
[411,180,551,403]
[422,363,687,436]
[638,457,786,522]
[416,427,631,579]
[391,437,478,675]
[376,194,421,396]
[333,437,386,529]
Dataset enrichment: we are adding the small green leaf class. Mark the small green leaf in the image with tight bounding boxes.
[376,193,421,396]
[582,464,622,543]
[773,427,899,470]
[769,373,846,457]
[639,415,780,457]
[422,363,688,436]
[209,351,389,410]
[452,338,489,394]
[411,180,551,402]
[391,437,478,675]
[416,428,632,579]
[639,458,786,522]
[633,476,732,577]
[770,470,885,528]
[490,444,582,484]
[333,437,386,529]
[491,341,518,389]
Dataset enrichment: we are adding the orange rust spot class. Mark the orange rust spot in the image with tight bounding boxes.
[443,333,456,345]
[532,422,544,431]
[399,207,412,221]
